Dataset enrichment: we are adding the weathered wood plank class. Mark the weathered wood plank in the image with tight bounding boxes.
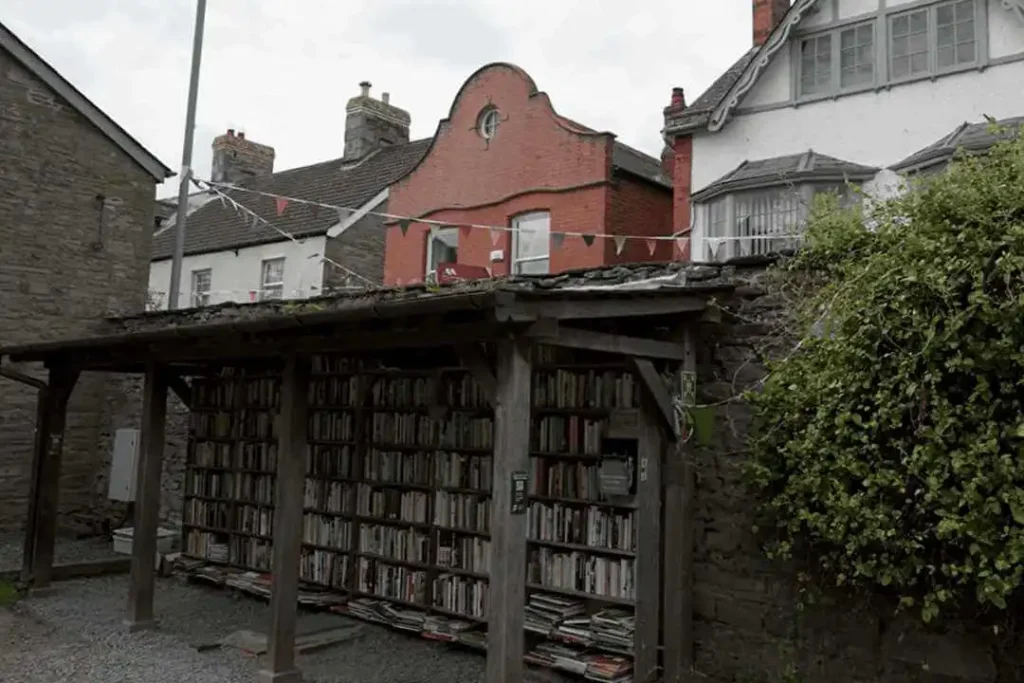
[635,403,663,683]
[529,324,687,361]
[506,295,706,321]
[21,387,49,584]
[663,324,697,682]
[0,365,46,390]
[487,338,532,683]
[629,358,678,440]
[126,362,168,630]
[258,353,310,683]
[29,364,79,590]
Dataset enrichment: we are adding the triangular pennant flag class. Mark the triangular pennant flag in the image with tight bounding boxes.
[614,235,627,255]
[275,198,289,216]
[490,228,502,246]
[708,237,722,258]
[552,233,565,249]
[582,234,595,247]
[398,219,411,236]
[645,238,657,256]
[459,224,472,239]
[675,236,690,258]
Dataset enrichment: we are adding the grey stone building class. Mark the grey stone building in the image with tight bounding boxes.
[148,82,426,308]
[0,20,172,530]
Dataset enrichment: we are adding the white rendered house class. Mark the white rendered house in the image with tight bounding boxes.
[664,0,1024,262]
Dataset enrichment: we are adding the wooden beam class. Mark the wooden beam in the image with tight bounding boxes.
[456,343,496,407]
[125,362,168,630]
[167,373,192,409]
[663,324,697,683]
[487,338,532,683]
[0,365,46,390]
[506,295,705,321]
[629,358,679,440]
[634,405,663,683]
[29,365,79,590]
[259,353,310,683]
[529,323,687,361]
[21,387,49,584]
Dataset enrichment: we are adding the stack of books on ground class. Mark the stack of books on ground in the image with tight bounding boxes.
[551,615,591,646]
[457,630,487,650]
[590,609,634,654]
[525,642,589,676]
[337,597,395,624]
[583,655,632,683]
[225,571,272,598]
[296,584,347,608]
[525,593,587,635]
[382,602,427,632]
[423,614,476,642]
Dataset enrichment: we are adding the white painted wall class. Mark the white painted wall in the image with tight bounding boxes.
[148,236,327,310]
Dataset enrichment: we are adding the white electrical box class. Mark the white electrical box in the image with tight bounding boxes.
[490,249,504,263]
[108,428,140,502]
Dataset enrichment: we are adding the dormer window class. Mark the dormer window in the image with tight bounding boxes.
[478,107,500,139]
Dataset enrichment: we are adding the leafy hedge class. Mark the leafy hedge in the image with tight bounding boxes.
[746,127,1024,622]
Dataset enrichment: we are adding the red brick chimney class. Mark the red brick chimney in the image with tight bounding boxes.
[753,0,790,46]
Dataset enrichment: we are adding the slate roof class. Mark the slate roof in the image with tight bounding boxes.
[612,142,671,188]
[692,150,879,201]
[664,47,759,134]
[891,115,1024,172]
[151,139,432,260]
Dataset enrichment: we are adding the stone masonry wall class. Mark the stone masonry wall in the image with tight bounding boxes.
[0,45,158,531]
[689,260,1022,683]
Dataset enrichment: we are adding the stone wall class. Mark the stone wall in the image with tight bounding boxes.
[0,44,158,531]
[689,260,1020,682]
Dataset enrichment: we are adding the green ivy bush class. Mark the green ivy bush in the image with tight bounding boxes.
[746,127,1024,623]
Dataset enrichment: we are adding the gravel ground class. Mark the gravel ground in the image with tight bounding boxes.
[0,574,489,683]
[0,533,121,574]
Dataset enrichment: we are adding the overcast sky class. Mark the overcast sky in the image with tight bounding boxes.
[5,0,754,197]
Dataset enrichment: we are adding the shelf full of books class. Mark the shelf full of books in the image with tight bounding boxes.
[179,348,651,681]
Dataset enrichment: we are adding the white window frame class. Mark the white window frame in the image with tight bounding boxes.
[190,268,212,308]
[792,0,984,101]
[259,257,285,301]
[510,211,551,275]
[425,226,459,282]
[478,107,500,139]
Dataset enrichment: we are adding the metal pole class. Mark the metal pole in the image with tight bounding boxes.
[167,0,207,310]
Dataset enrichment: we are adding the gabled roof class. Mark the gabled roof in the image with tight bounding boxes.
[692,150,878,202]
[663,47,759,134]
[0,20,172,181]
[151,140,431,260]
[892,115,1024,172]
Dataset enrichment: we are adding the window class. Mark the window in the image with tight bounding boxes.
[259,257,285,301]
[478,107,500,139]
[426,227,459,281]
[511,212,550,275]
[190,268,211,308]
[798,21,875,98]
[889,0,977,80]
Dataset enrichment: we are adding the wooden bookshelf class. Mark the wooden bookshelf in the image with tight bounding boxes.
[181,347,656,682]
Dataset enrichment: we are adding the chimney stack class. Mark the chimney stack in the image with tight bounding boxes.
[344,81,411,160]
[211,128,275,184]
[753,0,790,46]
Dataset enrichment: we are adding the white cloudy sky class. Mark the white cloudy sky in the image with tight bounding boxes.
[5,0,754,197]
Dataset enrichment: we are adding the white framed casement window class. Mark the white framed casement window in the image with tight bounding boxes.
[511,211,551,275]
[259,257,285,301]
[425,227,459,282]
[190,268,212,308]
[797,20,876,98]
[889,0,980,81]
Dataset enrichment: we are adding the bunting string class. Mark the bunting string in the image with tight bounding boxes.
[193,177,804,253]
[200,180,378,288]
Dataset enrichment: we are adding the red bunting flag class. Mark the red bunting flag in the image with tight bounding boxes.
[459,224,472,239]
[675,236,690,258]
[645,238,657,256]
[490,228,502,246]
[275,198,289,216]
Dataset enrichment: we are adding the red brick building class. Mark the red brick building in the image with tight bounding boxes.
[384,63,673,285]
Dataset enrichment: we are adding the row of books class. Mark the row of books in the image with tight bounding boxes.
[187,470,232,499]
[310,411,355,442]
[238,504,273,537]
[437,533,490,574]
[435,491,490,532]
[364,449,433,487]
[360,524,430,564]
[184,499,230,529]
[534,416,606,455]
[240,377,279,409]
[300,547,351,587]
[528,549,635,601]
[532,369,640,411]
[370,375,434,408]
[303,514,352,549]
[310,375,360,407]
[527,503,636,553]
[357,485,430,524]
[236,472,275,504]
[525,644,632,683]
[192,379,236,410]
[434,574,488,619]
[357,557,427,603]
[369,413,494,450]
[307,444,356,478]
[436,452,492,491]
[304,478,351,513]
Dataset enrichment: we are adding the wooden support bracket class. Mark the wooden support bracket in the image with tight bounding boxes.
[0,365,47,390]
[167,373,192,409]
[629,358,679,440]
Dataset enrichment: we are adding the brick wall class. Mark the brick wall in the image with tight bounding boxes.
[384,63,669,285]
[606,174,673,263]
[0,45,158,530]
[689,260,1019,682]
[670,134,694,261]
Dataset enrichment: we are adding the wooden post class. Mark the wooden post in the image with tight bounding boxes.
[29,364,78,590]
[126,362,169,630]
[258,353,310,683]
[487,338,532,683]
[635,397,663,683]
[663,324,697,682]
[21,386,50,584]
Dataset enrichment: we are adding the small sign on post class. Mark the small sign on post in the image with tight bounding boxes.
[510,471,528,514]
